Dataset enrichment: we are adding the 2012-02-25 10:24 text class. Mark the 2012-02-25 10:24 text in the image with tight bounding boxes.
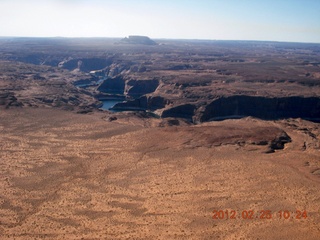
[212,209,308,220]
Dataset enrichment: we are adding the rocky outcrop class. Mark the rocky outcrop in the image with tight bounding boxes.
[161,104,196,120]
[111,95,169,111]
[107,63,131,77]
[270,131,292,151]
[125,79,159,98]
[197,96,320,122]
[120,36,157,45]
[59,58,112,72]
[0,92,23,108]
[147,96,169,110]
[168,64,192,70]
[97,77,159,98]
[97,76,125,94]
[158,118,192,127]
[112,96,148,111]
[73,77,99,88]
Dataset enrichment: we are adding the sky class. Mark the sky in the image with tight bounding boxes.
[0,0,320,43]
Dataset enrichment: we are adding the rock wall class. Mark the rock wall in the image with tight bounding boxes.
[98,77,159,97]
[198,96,320,122]
[112,96,148,110]
[125,79,159,98]
[147,96,169,110]
[161,104,196,120]
[111,95,169,111]
[97,76,126,94]
[59,58,112,72]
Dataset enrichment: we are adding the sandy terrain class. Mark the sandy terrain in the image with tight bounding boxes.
[0,108,319,239]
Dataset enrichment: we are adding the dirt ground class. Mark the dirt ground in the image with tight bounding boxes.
[0,108,320,240]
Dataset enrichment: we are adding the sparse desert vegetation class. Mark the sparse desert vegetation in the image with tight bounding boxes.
[0,37,320,239]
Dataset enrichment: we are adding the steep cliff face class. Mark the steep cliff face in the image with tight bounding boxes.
[161,104,196,120]
[147,96,169,110]
[59,58,112,72]
[97,76,125,94]
[97,77,159,97]
[197,96,320,122]
[112,96,148,110]
[125,79,159,98]
[111,95,169,111]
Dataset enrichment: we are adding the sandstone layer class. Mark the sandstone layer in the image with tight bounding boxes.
[0,38,320,239]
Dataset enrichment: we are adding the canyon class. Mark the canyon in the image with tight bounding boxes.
[0,37,320,239]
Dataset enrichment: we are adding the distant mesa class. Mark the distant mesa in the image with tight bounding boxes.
[120,35,157,45]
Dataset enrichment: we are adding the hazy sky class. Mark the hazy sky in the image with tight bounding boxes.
[0,0,319,43]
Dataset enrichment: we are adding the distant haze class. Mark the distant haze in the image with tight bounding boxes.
[0,0,319,43]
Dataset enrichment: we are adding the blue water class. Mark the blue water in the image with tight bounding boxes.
[101,100,122,110]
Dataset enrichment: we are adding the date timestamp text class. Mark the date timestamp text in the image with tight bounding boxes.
[212,210,307,220]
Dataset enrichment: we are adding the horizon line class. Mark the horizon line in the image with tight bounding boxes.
[0,35,319,45]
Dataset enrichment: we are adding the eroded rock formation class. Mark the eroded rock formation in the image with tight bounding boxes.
[196,96,320,122]
[97,76,126,94]
[120,36,157,45]
[58,58,112,72]
[125,79,159,97]
[2,38,320,123]
[161,104,196,120]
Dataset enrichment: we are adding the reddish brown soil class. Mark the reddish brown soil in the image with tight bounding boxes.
[0,108,319,239]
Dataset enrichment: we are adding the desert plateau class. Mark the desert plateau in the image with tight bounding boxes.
[0,37,320,239]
